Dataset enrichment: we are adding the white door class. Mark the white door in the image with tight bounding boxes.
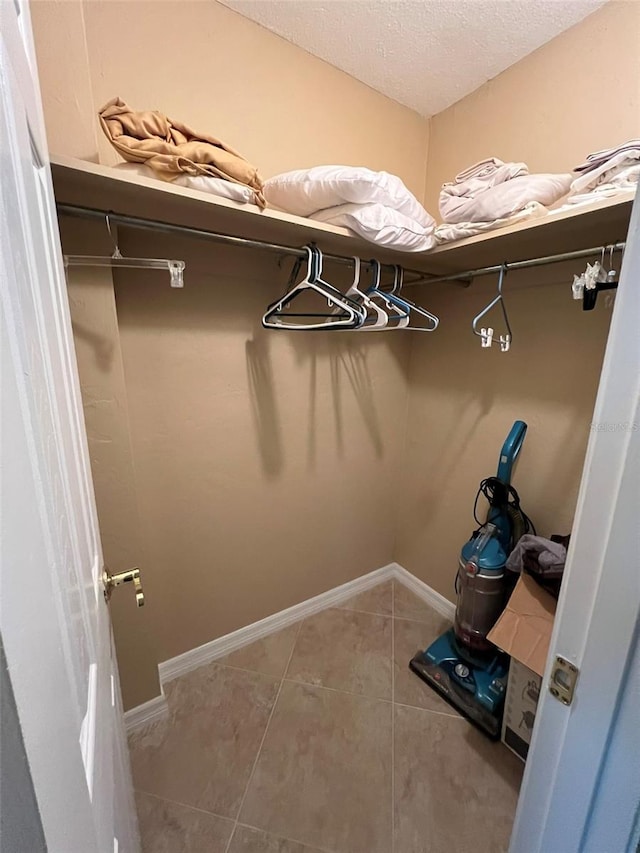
[0,2,139,851]
[510,192,640,852]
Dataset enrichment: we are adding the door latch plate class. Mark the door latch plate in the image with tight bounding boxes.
[549,655,579,705]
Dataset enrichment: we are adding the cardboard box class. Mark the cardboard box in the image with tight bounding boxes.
[487,573,557,761]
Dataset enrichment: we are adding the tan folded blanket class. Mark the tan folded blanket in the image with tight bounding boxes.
[99,97,266,208]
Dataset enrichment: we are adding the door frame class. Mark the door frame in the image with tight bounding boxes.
[510,190,640,852]
[1,1,139,850]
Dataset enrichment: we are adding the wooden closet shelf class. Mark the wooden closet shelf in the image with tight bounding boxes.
[51,155,636,276]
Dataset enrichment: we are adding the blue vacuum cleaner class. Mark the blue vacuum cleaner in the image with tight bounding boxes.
[410,421,534,738]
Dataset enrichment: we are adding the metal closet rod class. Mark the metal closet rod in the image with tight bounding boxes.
[56,203,626,287]
[55,203,426,280]
[409,241,627,287]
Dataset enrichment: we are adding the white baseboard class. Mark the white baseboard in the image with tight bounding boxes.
[124,693,168,732]
[125,561,455,731]
[393,565,456,620]
[158,563,397,685]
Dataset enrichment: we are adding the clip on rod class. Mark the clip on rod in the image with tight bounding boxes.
[408,242,627,287]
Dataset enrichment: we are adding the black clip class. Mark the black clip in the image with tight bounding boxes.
[583,279,618,311]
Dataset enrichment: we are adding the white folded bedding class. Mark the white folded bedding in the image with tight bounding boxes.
[311,203,437,252]
[569,150,640,197]
[113,162,257,204]
[439,160,529,222]
[264,165,434,228]
[435,202,548,243]
[573,139,640,172]
[451,157,528,185]
[439,173,571,224]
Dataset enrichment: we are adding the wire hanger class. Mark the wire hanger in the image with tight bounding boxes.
[64,214,185,287]
[472,263,512,351]
[262,245,366,330]
[383,265,439,332]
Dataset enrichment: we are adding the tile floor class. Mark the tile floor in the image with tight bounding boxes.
[129,580,523,853]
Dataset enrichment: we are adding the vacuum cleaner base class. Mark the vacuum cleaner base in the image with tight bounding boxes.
[409,629,509,740]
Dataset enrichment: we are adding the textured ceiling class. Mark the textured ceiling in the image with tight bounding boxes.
[220,0,606,116]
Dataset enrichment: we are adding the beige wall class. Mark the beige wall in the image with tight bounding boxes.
[30,0,99,160]
[60,220,411,709]
[31,0,429,197]
[405,0,637,598]
[395,265,611,600]
[62,220,160,707]
[425,1,640,212]
[31,0,425,709]
[111,230,411,674]
[32,0,635,708]
[60,216,411,709]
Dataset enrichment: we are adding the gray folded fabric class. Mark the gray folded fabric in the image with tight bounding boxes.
[506,534,568,576]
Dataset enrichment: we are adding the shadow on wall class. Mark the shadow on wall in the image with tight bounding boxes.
[245,332,283,478]
[332,343,384,458]
[107,229,408,485]
[245,326,385,477]
[71,318,115,372]
[398,260,613,592]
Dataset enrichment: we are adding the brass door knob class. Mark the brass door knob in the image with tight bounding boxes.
[103,567,144,607]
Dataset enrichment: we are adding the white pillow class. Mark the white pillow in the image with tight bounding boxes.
[311,203,437,253]
[113,162,256,204]
[264,166,434,228]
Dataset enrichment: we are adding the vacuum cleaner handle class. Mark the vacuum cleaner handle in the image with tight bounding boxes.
[497,420,527,485]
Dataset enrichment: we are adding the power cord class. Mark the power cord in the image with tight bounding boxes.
[472,477,536,539]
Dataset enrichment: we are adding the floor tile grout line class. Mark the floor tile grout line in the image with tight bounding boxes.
[393,699,466,720]
[133,788,234,823]
[235,820,339,853]
[209,660,287,681]
[391,579,396,853]
[392,612,452,624]
[223,619,305,853]
[282,676,393,704]
[338,605,394,618]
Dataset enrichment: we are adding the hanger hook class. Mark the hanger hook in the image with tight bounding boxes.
[307,245,317,282]
[369,259,381,292]
[497,262,508,295]
[105,212,122,259]
[351,256,361,290]
[392,264,404,294]
[313,244,324,281]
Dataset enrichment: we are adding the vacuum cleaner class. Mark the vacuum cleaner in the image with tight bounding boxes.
[410,421,534,738]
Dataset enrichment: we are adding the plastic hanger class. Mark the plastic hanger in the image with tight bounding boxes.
[472,263,512,351]
[383,265,439,332]
[366,260,409,328]
[344,257,389,331]
[262,245,366,330]
[64,214,185,288]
